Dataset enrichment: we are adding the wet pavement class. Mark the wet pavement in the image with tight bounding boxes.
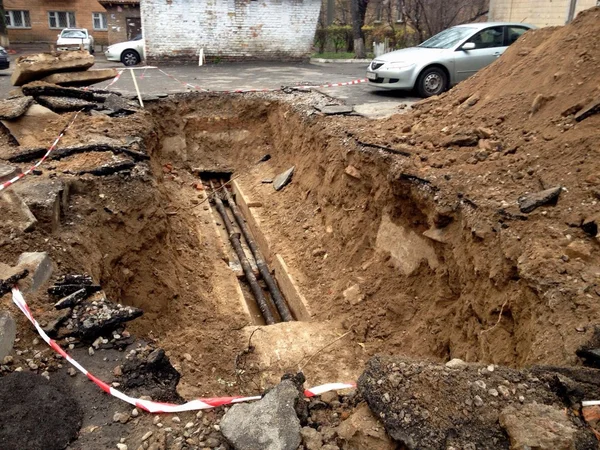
[0,46,420,118]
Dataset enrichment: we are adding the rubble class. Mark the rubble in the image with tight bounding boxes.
[36,95,98,112]
[358,355,597,450]
[518,186,562,213]
[11,51,95,86]
[273,166,295,191]
[16,252,53,292]
[0,190,37,234]
[1,102,59,147]
[221,379,302,450]
[0,163,20,183]
[121,348,181,402]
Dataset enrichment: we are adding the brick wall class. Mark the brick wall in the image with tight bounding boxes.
[104,4,141,45]
[489,0,597,26]
[5,0,109,45]
[141,0,322,63]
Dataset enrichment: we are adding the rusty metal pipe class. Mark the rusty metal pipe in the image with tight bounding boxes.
[223,187,294,322]
[210,182,276,325]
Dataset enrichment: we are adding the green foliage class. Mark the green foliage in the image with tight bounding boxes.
[313,24,353,54]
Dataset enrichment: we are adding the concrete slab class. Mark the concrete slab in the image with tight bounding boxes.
[11,51,95,86]
[1,103,60,147]
[40,68,118,87]
[272,254,311,321]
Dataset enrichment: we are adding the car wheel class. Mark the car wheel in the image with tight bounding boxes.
[416,67,448,98]
[89,45,95,54]
[121,50,140,66]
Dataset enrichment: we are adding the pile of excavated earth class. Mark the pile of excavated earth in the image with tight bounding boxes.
[1,7,600,450]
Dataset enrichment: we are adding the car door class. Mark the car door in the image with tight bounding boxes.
[453,26,506,83]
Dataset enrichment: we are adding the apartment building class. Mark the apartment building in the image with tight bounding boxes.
[5,0,109,45]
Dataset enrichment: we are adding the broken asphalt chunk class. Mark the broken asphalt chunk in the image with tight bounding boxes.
[54,288,87,310]
[48,284,101,298]
[55,274,93,286]
[0,96,34,120]
[518,186,562,213]
[273,166,295,191]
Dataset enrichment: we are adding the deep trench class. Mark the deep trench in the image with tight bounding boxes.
[58,94,563,393]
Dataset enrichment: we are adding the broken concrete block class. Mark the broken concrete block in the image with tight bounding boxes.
[221,380,302,450]
[0,96,34,120]
[12,179,65,232]
[422,226,449,244]
[0,312,16,361]
[518,186,562,213]
[102,93,137,115]
[17,252,53,293]
[0,190,37,233]
[11,51,95,86]
[0,164,21,183]
[40,68,118,87]
[273,166,295,191]
[36,96,97,113]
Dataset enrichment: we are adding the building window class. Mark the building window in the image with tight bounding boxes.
[92,12,108,30]
[6,10,31,28]
[48,11,76,29]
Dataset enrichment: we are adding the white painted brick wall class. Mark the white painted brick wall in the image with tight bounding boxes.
[489,0,597,26]
[141,0,322,62]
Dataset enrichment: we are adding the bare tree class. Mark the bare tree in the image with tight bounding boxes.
[402,0,488,42]
[350,0,370,57]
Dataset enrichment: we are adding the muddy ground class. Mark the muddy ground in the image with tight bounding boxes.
[1,7,600,450]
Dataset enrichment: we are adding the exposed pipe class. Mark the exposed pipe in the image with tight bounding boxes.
[210,181,276,325]
[223,187,294,322]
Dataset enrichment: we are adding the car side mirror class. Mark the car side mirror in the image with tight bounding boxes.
[462,42,476,51]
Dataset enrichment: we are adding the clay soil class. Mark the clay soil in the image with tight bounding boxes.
[1,7,600,449]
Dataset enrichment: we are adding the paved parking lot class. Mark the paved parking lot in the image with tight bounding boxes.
[0,47,420,118]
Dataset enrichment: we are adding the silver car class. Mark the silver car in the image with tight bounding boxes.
[367,22,535,97]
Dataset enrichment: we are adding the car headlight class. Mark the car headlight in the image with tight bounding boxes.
[384,62,416,70]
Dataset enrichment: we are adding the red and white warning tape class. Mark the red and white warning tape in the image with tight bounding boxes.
[10,288,355,413]
[0,110,82,192]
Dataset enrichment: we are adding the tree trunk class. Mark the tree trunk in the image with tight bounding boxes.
[350,0,369,58]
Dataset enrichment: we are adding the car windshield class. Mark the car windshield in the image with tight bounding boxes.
[418,27,476,49]
[61,30,87,39]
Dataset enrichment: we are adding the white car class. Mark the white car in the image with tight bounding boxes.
[105,35,145,66]
[57,28,95,54]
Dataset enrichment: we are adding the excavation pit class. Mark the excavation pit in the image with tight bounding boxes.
[2,87,595,400]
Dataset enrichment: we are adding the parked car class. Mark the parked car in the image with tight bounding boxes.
[57,28,95,54]
[0,47,10,70]
[105,35,145,66]
[367,22,535,97]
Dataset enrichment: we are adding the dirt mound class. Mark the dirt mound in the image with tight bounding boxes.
[348,7,600,366]
[0,372,83,450]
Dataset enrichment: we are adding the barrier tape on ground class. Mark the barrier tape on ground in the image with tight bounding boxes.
[102,69,125,90]
[155,67,368,93]
[0,110,82,192]
[10,288,355,413]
